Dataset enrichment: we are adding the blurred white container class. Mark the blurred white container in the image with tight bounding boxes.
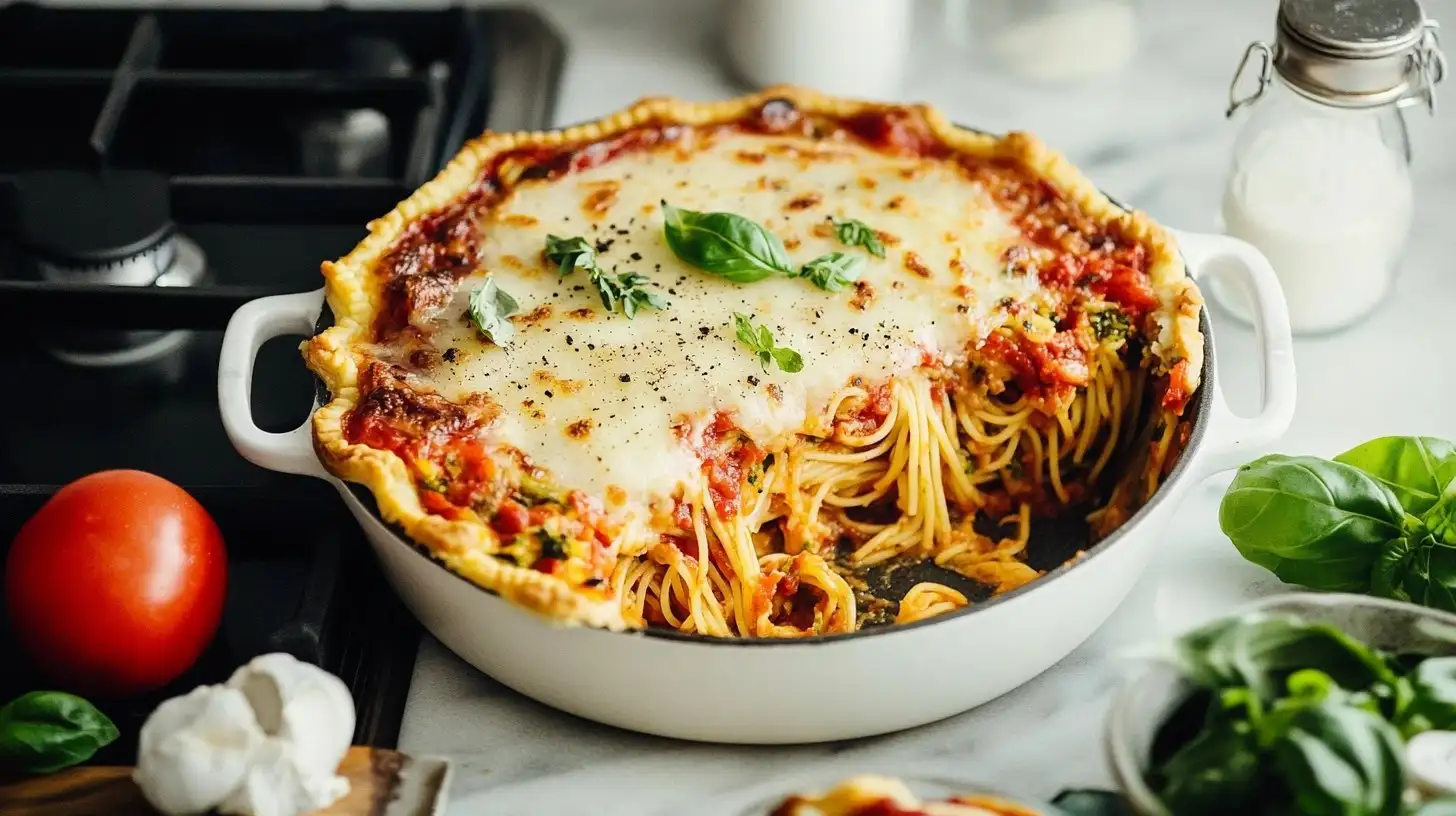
[945,0,1141,84]
[722,0,913,99]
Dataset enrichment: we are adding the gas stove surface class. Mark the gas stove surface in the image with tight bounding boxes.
[0,2,564,756]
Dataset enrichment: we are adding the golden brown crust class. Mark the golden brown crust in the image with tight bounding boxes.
[302,86,1203,630]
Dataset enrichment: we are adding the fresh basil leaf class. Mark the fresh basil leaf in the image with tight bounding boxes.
[1171,614,1395,701]
[1407,657,1456,732]
[1287,668,1341,701]
[1372,536,1416,603]
[1270,701,1405,816]
[733,312,757,348]
[1049,789,1134,816]
[1426,482,1456,545]
[731,312,803,375]
[544,234,596,277]
[597,272,667,320]
[467,277,520,346]
[798,252,864,292]
[545,236,667,319]
[1152,716,1262,815]
[770,347,804,374]
[830,216,887,258]
[661,201,793,282]
[1398,533,1456,614]
[621,284,669,319]
[1334,436,1456,516]
[1219,454,1407,592]
[0,691,119,773]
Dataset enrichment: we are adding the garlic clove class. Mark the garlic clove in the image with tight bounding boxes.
[1407,730,1456,797]
[133,685,265,816]
[218,736,349,816]
[225,652,356,784]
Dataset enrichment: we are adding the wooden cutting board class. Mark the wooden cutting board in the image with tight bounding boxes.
[0,746,452,816]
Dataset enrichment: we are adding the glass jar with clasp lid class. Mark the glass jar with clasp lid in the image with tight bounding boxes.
[1210,0,1445,336]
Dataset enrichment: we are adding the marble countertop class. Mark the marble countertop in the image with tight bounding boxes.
[7,0,1452,810]
[395,0,1456,813]
[368,0,1456,812]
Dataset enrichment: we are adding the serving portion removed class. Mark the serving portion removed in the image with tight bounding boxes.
[303,87,1205,638]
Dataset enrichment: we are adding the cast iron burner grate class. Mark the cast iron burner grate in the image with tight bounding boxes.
[0,3,564,333]
[0,2,566,758]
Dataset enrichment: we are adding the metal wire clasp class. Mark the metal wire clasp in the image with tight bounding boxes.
[1397,20,1448,115]
[1227,41,1274,118]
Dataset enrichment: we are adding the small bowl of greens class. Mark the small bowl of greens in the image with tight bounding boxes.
[1106,592,1456,815]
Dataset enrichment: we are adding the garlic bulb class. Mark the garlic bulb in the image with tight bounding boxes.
[133,653,356,816]
[1408,730,1456,797]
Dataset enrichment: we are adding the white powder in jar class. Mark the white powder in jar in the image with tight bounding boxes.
[1220,114,1413,334]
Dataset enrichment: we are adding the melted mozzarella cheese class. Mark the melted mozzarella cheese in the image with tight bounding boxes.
[423,131,1042,504]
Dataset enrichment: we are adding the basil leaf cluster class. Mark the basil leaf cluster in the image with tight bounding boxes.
[544,234,668,319]
[1150,613,1456,815]
[1220,437,1456,610]
[0,691,119,773]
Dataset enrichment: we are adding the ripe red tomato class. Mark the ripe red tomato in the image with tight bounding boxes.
[5,470,227,698]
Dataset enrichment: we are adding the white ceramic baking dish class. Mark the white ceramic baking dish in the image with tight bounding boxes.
[218,229,1294,744]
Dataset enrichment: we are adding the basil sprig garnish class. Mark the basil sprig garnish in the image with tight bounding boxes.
[543,235,595,277]
[467,277,520,346]
[797,252,864,293]
[545,234,667,318]
[661,202,793,283]
[830,216,887,258]
[0,691,119,773]
[1219,436,1456,611]
[732,312,803,374]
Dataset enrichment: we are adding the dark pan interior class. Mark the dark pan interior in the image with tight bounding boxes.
[306,119,1219,646]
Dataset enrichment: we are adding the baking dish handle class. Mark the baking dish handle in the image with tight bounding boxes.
[218,288,331,480]
[1173,230,1297,478]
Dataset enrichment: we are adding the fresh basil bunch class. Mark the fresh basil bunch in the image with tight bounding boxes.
[0,691,119,773]
[1150,613,1456,815]
[1220,437,1456,609]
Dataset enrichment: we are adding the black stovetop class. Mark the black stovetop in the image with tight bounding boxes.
[0,3,564,759]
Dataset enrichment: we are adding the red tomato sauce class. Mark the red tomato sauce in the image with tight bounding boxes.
[690,411,765,517]
[1161,359,1192,413]
[977,330,1090,408]
[837,383,895,437]
[344,364,501,514]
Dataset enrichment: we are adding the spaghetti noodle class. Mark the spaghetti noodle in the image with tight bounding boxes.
[305,88,1205,638]
[611,326,1155,637]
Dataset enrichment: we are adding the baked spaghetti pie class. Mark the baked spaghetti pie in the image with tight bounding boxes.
[304,87,1204,636]
[768,775,1043,816]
